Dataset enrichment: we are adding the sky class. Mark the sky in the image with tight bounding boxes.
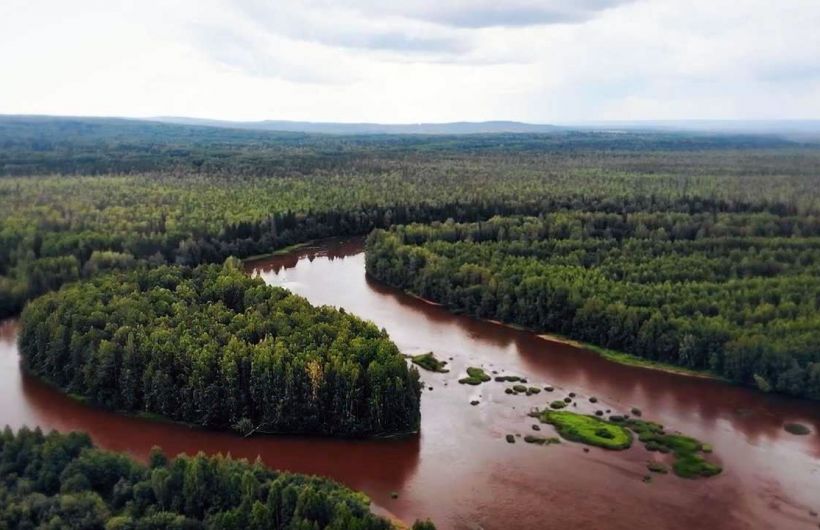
[0,0,818,123]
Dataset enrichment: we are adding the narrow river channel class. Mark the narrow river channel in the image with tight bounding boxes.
[1,238,818,529]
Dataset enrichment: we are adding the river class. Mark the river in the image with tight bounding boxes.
[1,238,818,529]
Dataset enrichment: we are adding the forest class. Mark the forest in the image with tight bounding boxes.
[0,426,436,529]
[18,260,421,436]
[365,213,820,400]
[2,120,819,320]
[2,118,820,401]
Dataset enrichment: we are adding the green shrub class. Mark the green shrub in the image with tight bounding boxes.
[412,352,449,373]
[459,367,491,385]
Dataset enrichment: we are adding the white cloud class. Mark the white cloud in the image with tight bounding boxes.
[0,0,817,122]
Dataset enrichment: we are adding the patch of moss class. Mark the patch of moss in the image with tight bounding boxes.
[523,434,560,445]
[784,423,811,435]
[411,352,449,373]
[549,400,567,410]
[537,411,633,450]
[647,461,668,474]
[512,384,528,393]
[526,386,541,395]
[459,367,491,385]
[495,375,523,383]
[624,419,722,478]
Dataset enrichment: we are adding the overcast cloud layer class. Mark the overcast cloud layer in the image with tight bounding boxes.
[0,0,818,122]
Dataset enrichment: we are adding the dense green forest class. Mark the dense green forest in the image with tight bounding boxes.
[0,426,437,529]
[2,119,819,319]
[365,214,820,400]
[18,261,421,436]
[2,117,820,402]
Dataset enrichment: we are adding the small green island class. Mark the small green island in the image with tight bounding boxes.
[19,261,422,437]
[617,417,722,478]
[535,411,633,450]
[532,410,722,478]
[458,367,492,385]
[411,352,450,373]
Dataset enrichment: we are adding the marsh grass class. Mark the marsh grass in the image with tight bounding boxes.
[459,367,491,385]
[536,411,632,450]
[411,352,449,373]
[624,419,722,478]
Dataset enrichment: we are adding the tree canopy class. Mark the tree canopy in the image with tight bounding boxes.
[366,213,820,400]
[19,260,421,436]
[0,426,413,530]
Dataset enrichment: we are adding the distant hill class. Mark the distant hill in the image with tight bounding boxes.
[153,117,562,135]
[569,120,820,142]
[153,116,820,140]
[0,114,809,176]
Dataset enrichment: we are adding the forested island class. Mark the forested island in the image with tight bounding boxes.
[18,260,421,436]
[365,214,820,400]
[0,426,437,529]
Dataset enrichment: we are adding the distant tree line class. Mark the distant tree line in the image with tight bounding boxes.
[365,214,820,400]
[0,115,800,176]
[0,426,437,529]
[19,260,421,436]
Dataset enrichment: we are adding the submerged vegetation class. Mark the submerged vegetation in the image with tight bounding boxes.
[783,423,812,435]
[0,426,406,529]
[523,434,561,445]
[618,418,722,478]
[19,261,421,436]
